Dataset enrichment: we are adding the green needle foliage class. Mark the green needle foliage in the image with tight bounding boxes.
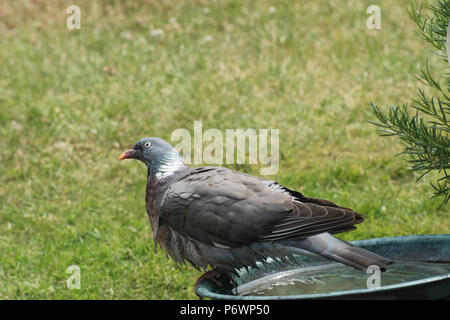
[370,0,450,206]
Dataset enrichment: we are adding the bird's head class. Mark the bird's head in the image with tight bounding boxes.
[119,137,186,176]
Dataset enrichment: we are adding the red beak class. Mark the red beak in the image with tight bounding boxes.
[118,149,137,160]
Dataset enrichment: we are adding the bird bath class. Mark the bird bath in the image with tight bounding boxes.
[195,234,450,299]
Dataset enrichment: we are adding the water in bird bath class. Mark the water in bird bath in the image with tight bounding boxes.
[236,261,450,296]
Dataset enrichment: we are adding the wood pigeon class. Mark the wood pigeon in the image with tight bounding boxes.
[119,137,391,288]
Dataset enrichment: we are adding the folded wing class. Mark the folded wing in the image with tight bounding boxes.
[160,167,363,248]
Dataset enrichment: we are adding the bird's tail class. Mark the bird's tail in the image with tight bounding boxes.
[282,233,392,271]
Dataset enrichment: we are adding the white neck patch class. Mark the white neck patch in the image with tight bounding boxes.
[154,158,186,180]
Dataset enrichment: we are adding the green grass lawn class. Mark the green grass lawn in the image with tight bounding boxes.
[0,0,448,299]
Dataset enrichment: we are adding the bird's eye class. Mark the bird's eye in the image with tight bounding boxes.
[144,142,152,149]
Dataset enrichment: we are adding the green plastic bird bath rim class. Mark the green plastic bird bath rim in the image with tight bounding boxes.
[195,234,450,300]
